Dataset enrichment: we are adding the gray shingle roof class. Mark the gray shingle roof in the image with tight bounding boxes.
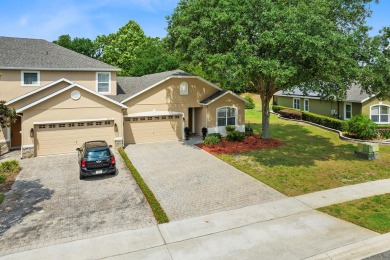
[199,90,227,104]
[274,84,370,102]
[109,69,191,102]
[0,36,119,71]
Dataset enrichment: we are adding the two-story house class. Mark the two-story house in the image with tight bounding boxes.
[0,36,246,158]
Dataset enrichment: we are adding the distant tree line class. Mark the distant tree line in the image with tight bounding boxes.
[53,20,179,77]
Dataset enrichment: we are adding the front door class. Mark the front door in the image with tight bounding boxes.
[11,117,21,147]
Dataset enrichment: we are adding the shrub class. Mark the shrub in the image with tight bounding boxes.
[204,135,221,145]
[347,114,377,139]
[279,109,303,120]
[377,129,390,139]
[244,95,255,109]
[225,125,236,133]
[226,131,245,142]
[272,105,290,113]
[302,111,347,132]
[0,174,6,184]
[208,133,222,140]
[0,160,20,174]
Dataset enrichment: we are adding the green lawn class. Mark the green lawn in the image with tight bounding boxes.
[219,94,390,196]
[318,194,390,233]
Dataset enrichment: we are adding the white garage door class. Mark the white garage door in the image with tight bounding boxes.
[35,120,115,156]
[124,115,183,144]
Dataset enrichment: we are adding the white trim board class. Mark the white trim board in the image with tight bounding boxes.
[33,118,115,125]
[124,111,182,117]
[5,78,73,105]
[201,91,247,105]
[16,83,128,113]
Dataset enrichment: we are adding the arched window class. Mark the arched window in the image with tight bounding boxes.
[217,107,236,126]
[371,105,390,123]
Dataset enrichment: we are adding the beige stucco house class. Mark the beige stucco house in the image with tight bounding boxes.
[0,37,246,158]
[273,85,390,123]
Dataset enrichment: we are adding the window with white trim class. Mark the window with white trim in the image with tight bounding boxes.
[293,98,300,110]
[217,107,236,127]
[180,82,188,95]
[96,72,110,93]
[304,99,309,112]
[371,105,390,123]
[344,103,352,120]
[21,71,40,86]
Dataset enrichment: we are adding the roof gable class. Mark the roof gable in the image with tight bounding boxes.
[5,78,73,106]
[16,83,127,113]
[0,36,119,71]
[115,70,223,103]
[200,90,247,105]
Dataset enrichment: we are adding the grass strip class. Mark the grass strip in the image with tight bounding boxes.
[318,193,390,233]
[118,148,169,224]
[0,193,4,204]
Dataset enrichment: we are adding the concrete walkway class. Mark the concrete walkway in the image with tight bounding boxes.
[2,178,390,259]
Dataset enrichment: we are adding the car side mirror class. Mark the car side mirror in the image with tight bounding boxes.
[76,148,81,152]
[109,145,112,148]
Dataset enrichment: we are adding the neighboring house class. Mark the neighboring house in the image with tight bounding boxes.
[273,84,390,124]
[0,36,245,158]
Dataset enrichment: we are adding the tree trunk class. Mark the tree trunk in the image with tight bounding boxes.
[260,93,271,139]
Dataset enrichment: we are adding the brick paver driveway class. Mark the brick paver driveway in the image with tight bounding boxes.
[125,139,285,221]
[0,151,155,256]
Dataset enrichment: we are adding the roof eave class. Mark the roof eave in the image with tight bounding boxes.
[0,67,120,72]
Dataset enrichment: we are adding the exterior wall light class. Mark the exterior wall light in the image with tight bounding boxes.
[114,123,118,132]
[30,128,34,138]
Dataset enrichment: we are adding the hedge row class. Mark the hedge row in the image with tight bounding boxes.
[302,111,347,132]
[272,105,347,131]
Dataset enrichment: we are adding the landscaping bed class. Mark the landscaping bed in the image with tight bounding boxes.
[0,160,21,204]
[196,135,284,155]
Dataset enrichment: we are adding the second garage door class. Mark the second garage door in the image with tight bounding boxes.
[35,120,115,156]
[124,115,183,144]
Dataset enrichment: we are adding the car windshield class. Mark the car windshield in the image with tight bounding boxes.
[87,149,110,158]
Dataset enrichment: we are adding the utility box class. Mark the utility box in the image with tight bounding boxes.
[355,142,379,160]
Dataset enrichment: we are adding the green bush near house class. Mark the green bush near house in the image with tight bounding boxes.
[279,109,303,120]
[226,131,245,142]
[244,95,256,109]
[225,125,236,133]
[208,133,222,140]
[272,105,290,113]
[0,194,4,204]
[347,114,377,139]
[0,160,20,174]
[204,135,221,146]
[302,111,347,132]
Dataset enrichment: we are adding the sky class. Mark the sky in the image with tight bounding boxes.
[0,0,388,41]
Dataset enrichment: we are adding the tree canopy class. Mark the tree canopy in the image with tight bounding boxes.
[166,0,383,139]
[0,101,16,129]
[53,34,99,58]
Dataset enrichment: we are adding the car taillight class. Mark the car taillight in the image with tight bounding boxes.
[110,156,115,165]
[81,159,86,168]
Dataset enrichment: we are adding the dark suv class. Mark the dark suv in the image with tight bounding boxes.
[77,141,116,180]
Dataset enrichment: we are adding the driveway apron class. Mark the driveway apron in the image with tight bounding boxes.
[125,140,285,221]
[0,151,156,256]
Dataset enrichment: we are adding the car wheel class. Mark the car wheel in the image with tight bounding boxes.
[110,169,117,176]
[79,174,85,180]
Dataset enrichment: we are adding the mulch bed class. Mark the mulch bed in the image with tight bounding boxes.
[0,171,19,193]
[196,135,284,155]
